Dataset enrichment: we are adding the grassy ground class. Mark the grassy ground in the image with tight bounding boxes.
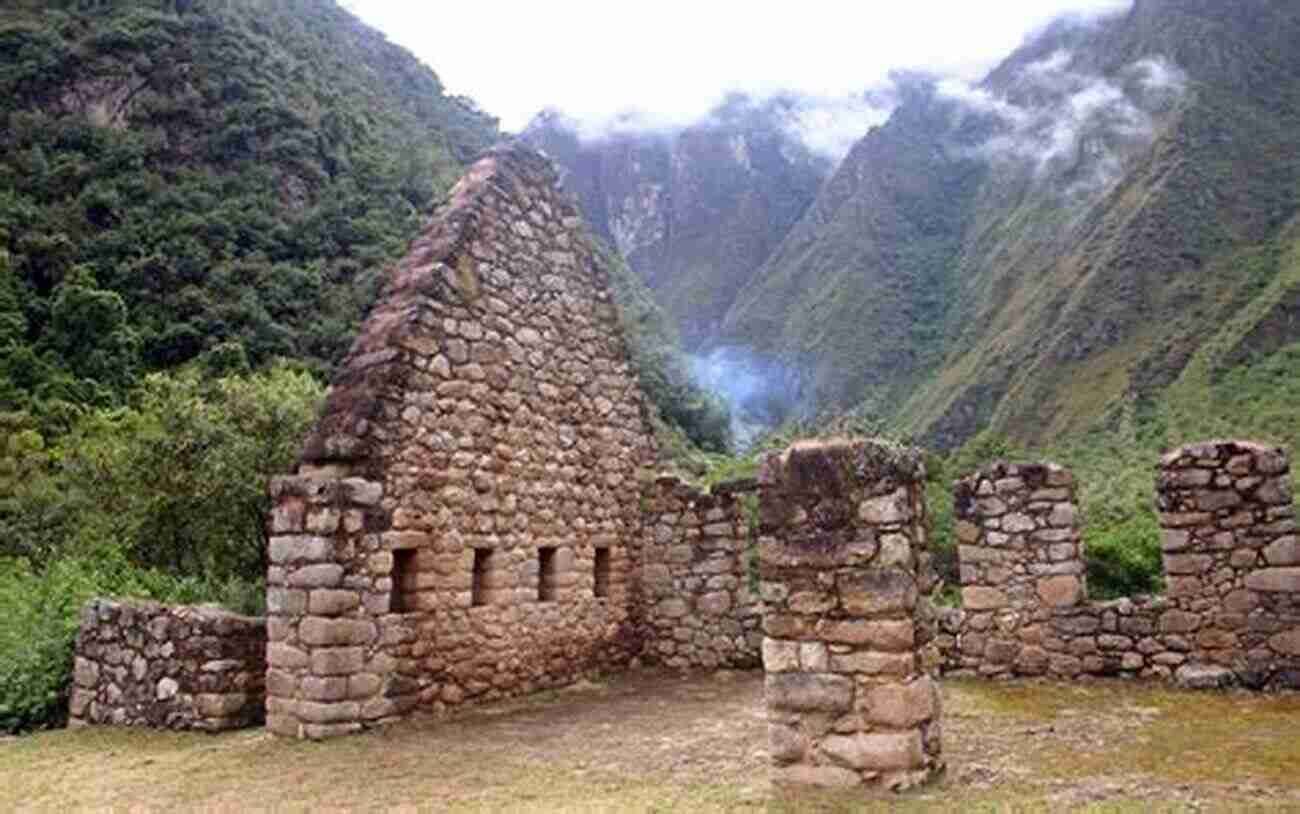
[2,671,1299,812]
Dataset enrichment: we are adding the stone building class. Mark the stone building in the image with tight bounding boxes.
[264,143,657,738]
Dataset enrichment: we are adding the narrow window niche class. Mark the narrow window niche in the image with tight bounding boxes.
[390,548,418,613]
[593,547,611,599]
[538,546,558,602]
[471,548,494,607]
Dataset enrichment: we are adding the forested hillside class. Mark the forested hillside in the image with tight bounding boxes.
[0,0,496,432]
[0,0,501,732]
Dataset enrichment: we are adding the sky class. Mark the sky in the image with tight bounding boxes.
[341,0,1134,136]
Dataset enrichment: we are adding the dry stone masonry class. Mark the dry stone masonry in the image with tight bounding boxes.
[70,599,265,731]
[640,476,763,669]
[758,440,943,791]
[937,441,1300,688]
[264,143,656,738]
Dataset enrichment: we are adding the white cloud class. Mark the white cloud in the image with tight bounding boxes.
[938,50,1188,194]
[341,0,1134,134]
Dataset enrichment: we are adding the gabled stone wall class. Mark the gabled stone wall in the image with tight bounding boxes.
[640,476,763,669]
[71,599,265,731]
[265,143,656,738]
[937,441,1300,688]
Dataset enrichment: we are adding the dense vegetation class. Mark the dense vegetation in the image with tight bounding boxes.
[0,0,500,732]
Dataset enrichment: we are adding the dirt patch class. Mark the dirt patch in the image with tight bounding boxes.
[2,671,1298,811]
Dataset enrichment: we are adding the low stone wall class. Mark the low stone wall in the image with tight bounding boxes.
[640,476,762,669]
[71,599,266,731]
[759,439,943,792]
[936,441,1300,689]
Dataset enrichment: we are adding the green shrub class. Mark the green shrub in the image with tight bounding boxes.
[1084,512,1164,599]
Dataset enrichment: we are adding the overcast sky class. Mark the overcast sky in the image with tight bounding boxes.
[341,0,1133,134]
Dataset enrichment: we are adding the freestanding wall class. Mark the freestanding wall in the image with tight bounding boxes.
[71,599,266,731]
[265,143,656,738]
[758,439,943,792]
[640,475,763,669]
[937,441,1300,688]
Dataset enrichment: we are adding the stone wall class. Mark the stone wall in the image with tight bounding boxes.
[758,440,943,791]
[265,143,657,738]
[71,599,265,731]
[640,476,762,669]
[937,441,1300,689]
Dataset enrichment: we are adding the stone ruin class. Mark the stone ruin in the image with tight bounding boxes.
[263,143,655,738]
[68,142,1300,795]
[938,440,1300,688]
[758,440,943,791]
[70,599,265,731]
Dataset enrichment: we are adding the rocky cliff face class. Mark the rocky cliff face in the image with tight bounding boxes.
[524,97,829,350]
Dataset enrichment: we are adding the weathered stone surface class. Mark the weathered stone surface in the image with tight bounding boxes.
[1175,663,1236,690]
[71,599,265,732]
[771,765,863,788]
[820,731,925,771]
[765,673,854,713]
[1036,576,1081,608]
[763,638,800,673]
[863,679,937,728]
[1270,630,1300,656]
[1263,537,1300,566]
[962,587,1008,611]
[1246,568,1300,593]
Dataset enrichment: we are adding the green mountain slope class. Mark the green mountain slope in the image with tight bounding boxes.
[718,0,1300,450]
[0,0,497,422]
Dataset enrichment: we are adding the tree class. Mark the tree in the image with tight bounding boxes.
[58,365,323,582]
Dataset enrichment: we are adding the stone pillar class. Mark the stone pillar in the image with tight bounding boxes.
[1157,440,1298,686]
[951,462,1083,677]
[265,473,391,739]
[759,439,942,792]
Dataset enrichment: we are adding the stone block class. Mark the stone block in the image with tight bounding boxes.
[859,490,911,525]
[1036,576,1081,608]
[768,723,807,765]
[820,731,924,771]
[1269,630,1300,656]
[1264,537,1300,566]
[771,765,862,788]
[288,565,345,589]
[1161,530,1190,552]
[1158,610,1201,634]
[268,643,309,670]
[269,536,333,565]
[297,701,362,725]
[765,673,853,714]
[267,589,308,616]
[299,618,377,647]
[73,657,99,688]
[828,651,914,676]
[310,647,366,676]
[762,638,801,673]
[308,589,361,616]
[1164,554,1213,575]
[1245,568,1300,593]
[863,679,936,728]
[799,642,829,672]
[1174,663,1235,690]
[301,676,349,702]
[838,571,917,615]
[961,587,1007,611]
[195,693,248,718]
[816,619,914,650]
